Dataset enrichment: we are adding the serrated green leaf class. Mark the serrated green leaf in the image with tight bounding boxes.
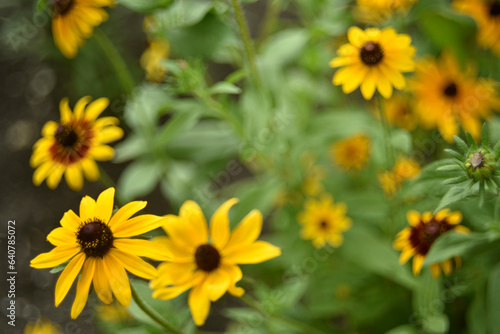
[49,261,69,274]
[453,135,469,155]
[436,164,464,173]
[444,148,466,162]
[442,175,468,185]
[117,160,162,201]
[119,0,172,13]
[487,262,500,333]
[479,180,485,207]
[114,135,148,163]
[466,132,478,150]
[156,110,201,147]
[435,185,475,211]
[482,123,490,149]
[494,140,500,160]
[208,82,242,95]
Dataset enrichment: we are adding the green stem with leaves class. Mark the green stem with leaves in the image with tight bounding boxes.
[230,0,262,87]
[240,294,326,334]
[377,94,395,168]
[130,283,183,334]
[93,28,135,94]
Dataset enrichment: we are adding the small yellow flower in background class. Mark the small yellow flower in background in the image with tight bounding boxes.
[377,170,400,197]
[412,51,500,143]
[140,39,170,83]
[355,0,417,24]
[51,0,114,58]
[297,195,352,248]
[378,155,421,197]
[453,0,500,56]
[331,134,371,171]
[30,96,123,191]
[96,302,131,323]
[380,93,418,131]
[151,199,281,326]
[300,152,327,197]
[24,318,60,334]
[394,209,470,278]
[329,26,416,100]
[30,188,169,319]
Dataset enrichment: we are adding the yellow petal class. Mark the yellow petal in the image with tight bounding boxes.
[152,270,205,300]
[71,258,96,319]
[33,162,54,186]
[55,253,86,306]
[65,165,83,191]
[74,96,92,119]
[360,69,377,100]
[84,97,109,121]
[399,247,416,264]
[99,127,124,144]
[228,285,245,297]
[47,166,65,190]
[454,225,471,235]
[347,26,366,48]
[59,97,73,123]
[447,211,463,225]
[102,254,131,306]
[60,209,81,231]
[222,241,281,264]
[109,248,158,280]
[41,121,58,137]
[80,196,96,222]
[430,264,441,278]
[180,200,208,243]
[47,227,76,246]
[108,201,147,228]
[114,238,171,261]
[188,284,211,326]
[161,215,205,251]
[91,145,115,161]
[95,187,115,224]
[30,244,80,269]
[441,259,453,276]
[412,254,425,276]
[93,258,113,304]
[151,262,197,289]
[204,269,230,302]
[406,210,421,227]
[210,198,238,250]
[224,210,263,253]
[153,236,193,262]
[111,215,164,238]
[81,159,100,181]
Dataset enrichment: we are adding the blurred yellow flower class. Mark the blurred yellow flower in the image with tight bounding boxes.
[24,318,60,334]
[377,170,400,197]
[378,155,420,197]
[30,188,168,319]
[51,0,114,58]
[30,96,123,191]
[381,93,418,131]
[331,134,371,171]
[355,0,417,24]
[140,39,170,82]
[412,51,500,142]
[297,195,352,248]
[151,199,281,326]
[330,26,416,100]
[453,0,500,56]
[394,209,470,277]
[96,302,131,323]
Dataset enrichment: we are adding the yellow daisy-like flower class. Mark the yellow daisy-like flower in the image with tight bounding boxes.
[51,0,114,58]
[297,195,352,248]
[453,0,500,56]
[394,209,470,278]
[95,302,131,323]
[381,93,418,131]
[355,0,417,24]
[140,39,170,83]
[331,134,371,171]
[24,318,60,334]
[329,26,416,100]
[377,170,400,197]
[30,96,123,191]
[393,155,421,181]
[151,199,281,326]
[30,188,168,319]
[412,51,500,142]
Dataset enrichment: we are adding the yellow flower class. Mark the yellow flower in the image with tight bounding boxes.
[330,26,416,100]
[412,51,500,142]
[381,93,418,131]
[30,188,168,319]
[355,0,417,24]
[151,199,281,326]
[95,302,131,322]
[453,0,500,56]
[393,155,421,181]
[24,318,60,334]
[297,195,352,248]
[51,0,114,58]
[140,39,170,82]
[331,134,371,171]
[393,209,470,278]
[377,170,400,197]
[30,96,123,191]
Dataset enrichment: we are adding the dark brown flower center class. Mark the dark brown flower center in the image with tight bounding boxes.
[471,152,484,168]
[409,218,453,256]
[490,2,500,17]
[360,42,384,66]
[76,219,114,258]
[55,125,79,148]
[319,221,329,230]
[53,0,74,16]
[443,82,458,97]
[195,244,220,272]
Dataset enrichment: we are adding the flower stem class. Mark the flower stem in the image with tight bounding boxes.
[239,294,326,334]
[377,94,395,168]
[230,0,262,87]
[130,283,183,334]
[93,28,135,94]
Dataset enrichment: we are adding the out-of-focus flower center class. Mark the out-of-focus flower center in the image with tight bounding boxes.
[55,125,79,148]
[53,0,74,16]
[489,2,500,17]
[319,221,329,230]
[360,42,384,66]
[443,82,458,97]
[409,218,453,256]
[76,219,114,257]
[195,244,221,272]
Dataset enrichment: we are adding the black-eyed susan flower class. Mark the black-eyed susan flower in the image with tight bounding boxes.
[330,134,371,171]
[412,51,500,142]
[394,209,470,277]
[150,199,281,326]
[329,26,416,100]
[24,318,60,334]
[51,0,114,58]
[30,188,169,319]
[381,93,418,131]
[30,96,123,191]
[297,195,352,248]
[140,39,170,83]
[355,0,417,24]
[453,0,500,56]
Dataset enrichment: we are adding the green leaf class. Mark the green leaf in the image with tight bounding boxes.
[487,262,500,333]
[259,29,310,69]
[453,135,469,155]
[155,0,213,29]
[479,180,485,207]
[466,132,478,150]
[119,0,172,13]
[436,164,464,173]
[156,110,201,147]
[118,160,162,201]
[208,82,242,95]
[444,148,466,162]
[494,140,500,160]
[36,0,48,11]
[385,325,418,334]
[422,313,449,334]
[49,261,69,274]
[482,123,490,149]
[434,184,475,211]
[442,175,468,185]
[424,231,500,265]
[114,135,148,163]
[467,287,487,334]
